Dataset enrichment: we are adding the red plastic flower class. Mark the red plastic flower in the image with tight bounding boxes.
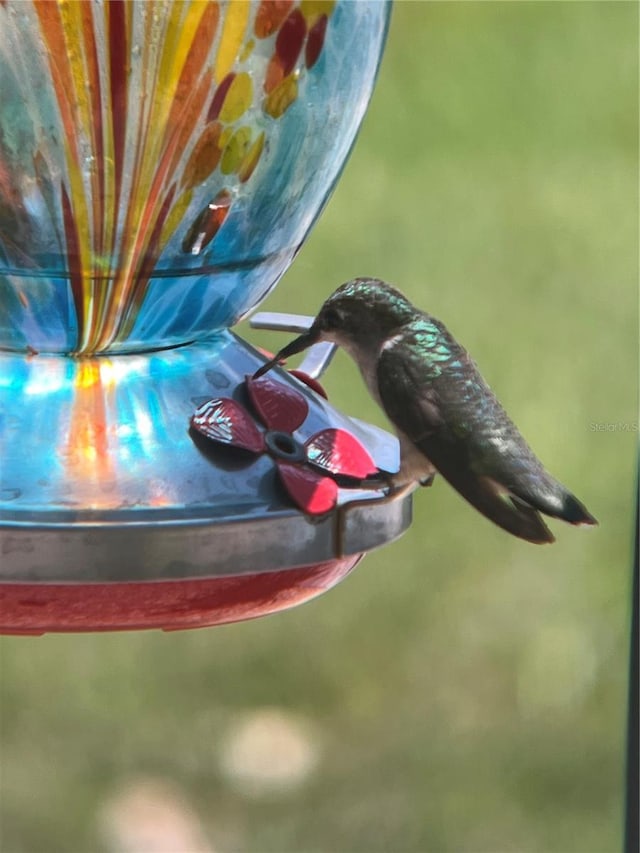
[190,374,380,515]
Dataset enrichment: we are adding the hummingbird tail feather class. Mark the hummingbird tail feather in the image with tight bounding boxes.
[459,476,556,544]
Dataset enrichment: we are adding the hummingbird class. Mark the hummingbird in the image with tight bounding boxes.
[253,278,597,544]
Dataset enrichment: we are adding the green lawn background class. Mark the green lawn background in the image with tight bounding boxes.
[2,3,637,851]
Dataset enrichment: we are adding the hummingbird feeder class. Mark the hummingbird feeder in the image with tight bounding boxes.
[0,0,411,634]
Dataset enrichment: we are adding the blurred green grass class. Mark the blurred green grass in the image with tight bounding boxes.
[1,3,637,851]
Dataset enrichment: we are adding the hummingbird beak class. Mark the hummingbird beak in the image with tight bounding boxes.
[252,326,321,379]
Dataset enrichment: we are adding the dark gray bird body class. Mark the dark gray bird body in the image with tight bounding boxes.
[254,278,597,543]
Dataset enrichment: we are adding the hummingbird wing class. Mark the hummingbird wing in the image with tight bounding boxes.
[377,323,595,543]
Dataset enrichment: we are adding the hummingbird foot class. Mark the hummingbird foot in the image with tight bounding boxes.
[386,481,419,500]
[325,468,395,492]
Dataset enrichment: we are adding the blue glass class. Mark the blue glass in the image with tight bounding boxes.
[0,1,391,354]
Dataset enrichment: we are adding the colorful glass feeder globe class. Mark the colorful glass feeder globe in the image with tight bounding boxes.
[0,0,411,633]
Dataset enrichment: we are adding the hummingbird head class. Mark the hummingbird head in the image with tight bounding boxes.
[253,278,417,377]
[314,278,417,347]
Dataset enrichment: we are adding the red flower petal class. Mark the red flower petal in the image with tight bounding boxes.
[305,429,378,478]
[246,374,308,433]
[288,370,328,399]
[191,398,265,453]
[277,462,337,515]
